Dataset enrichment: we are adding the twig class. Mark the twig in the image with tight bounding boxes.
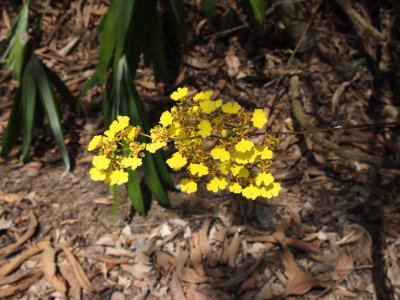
[289,75,400,170]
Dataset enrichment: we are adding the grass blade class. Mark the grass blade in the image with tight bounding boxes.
[20,57,36,162]
[31,56,70,174]
[248,0,266,33]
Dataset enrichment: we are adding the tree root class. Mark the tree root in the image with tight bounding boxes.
[289,76,400,170]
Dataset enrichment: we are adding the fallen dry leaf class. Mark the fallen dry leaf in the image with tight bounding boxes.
[284,271,320,296]
[156,250,176,271]
[190,232,205,277]
[169,275,187,300]
[62,246,94,292]
[41,242,67,295]
[0,271,43,298]
[0,192,23,203]
[0,240,47,277]
[176,251,208,284]
[186,284,209,300]
[0,210,38,256]
[59,260,81,300]
[199,218,219,267]
[227,232,240,268]
[333,254,354,281]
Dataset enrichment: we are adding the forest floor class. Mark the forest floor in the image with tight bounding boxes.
[0,1,400,299]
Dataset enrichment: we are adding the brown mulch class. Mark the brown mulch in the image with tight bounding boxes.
[0,0,400,299]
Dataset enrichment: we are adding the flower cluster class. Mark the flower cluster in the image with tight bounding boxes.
[88,88,281,200]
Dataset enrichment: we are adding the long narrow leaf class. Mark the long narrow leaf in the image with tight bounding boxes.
[167,0,187,44]
[203,0,217,20]
[44,64,79,115]
[4,1,29,80]
[248,0,266,33]
[1,90,22,155]
[20,57,36,162]
[125,169,146,216]
[119,58,170,206]
[110,185,119,216]
[31,57,70,174]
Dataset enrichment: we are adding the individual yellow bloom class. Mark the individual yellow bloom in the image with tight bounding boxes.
[261,148,273,159]
[206,177,228,192]
[125,126,140,141]
[231,150,254,164]
[146,141,167,153]
[121,156,142,170]
[168,122,181,137]
[171,87,188,101]
[109,115,130,133]
[188,163,209,177]
[231,165,249,178]
[104,129,116,141]
[252,109,267,129]
[210,145,230,162]
[159,111,173,127]
[261,182,281,198]
[221,102,241,114]
[229,182,242,193]
[180,179,198,193]
[255,172,274,186]
[219,161,231,175]
[215,99,223,108]
[197,120,212,138]
[235,139,254,152]
[93,155,110,170]
[88,135,102,151]
[193,90,213,101]
[109,170,129,185]
[89,168,107,181]
[242,184,261,200]
[199,100,217,114]
[166,152,188,171]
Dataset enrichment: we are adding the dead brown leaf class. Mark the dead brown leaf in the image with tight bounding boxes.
[0,192,23,203]
[333,254,354,280]
[199,218,219,267]
[41,241,67,295]
[284,271,320,296]
[62,246,94,292]
[169,275,187,300]
[0,240,47,277]
[190,232,205,276]
[0,271,43,298]
[59,260,81,300]
[0,210,38,256]
[186,284,209,300]
[227,232,240,268]
[176,251,208,284]
[156,251,176,271]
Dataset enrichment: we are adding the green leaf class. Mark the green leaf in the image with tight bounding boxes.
[116,57,171,206]
[30,56,70,174]
[125,169,146,216]
[203,0,217,20]
[97,0,135,85]
[2,1,29,80]
[110,184,119,216]
[248,0,266,33]
[44,64,79,115]
[167,0,187,44]
[20,57,36,162]
[1,89,22,155]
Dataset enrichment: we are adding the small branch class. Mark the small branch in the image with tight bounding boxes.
[289,75,400,170]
